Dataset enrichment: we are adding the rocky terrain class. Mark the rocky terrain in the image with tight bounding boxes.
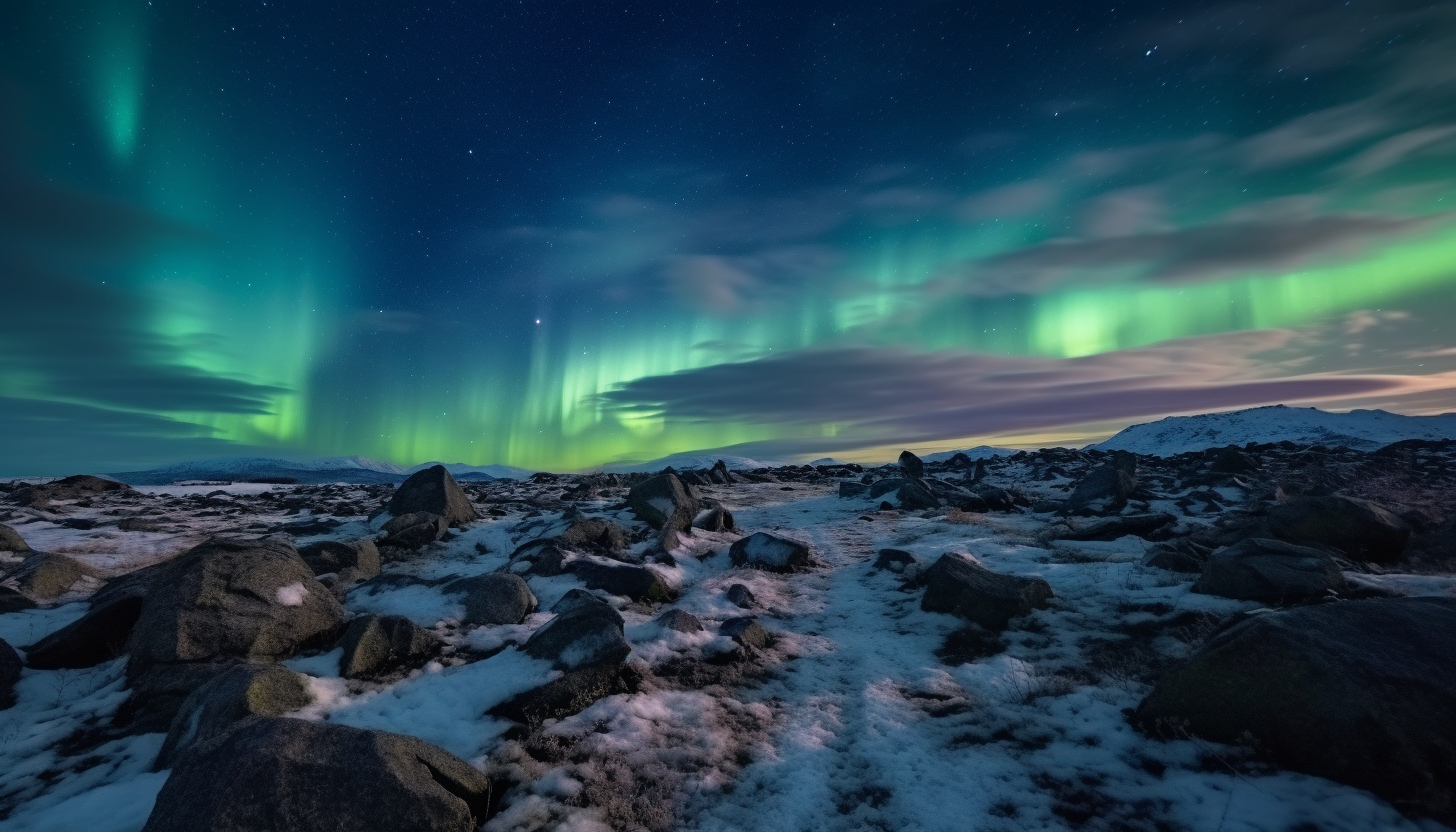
[2,435,1456,831]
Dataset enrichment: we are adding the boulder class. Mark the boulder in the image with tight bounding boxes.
[117,659,257,734]
[445,573,537,625]
[0,637,20,709]
[869,477,907,499]
[729,532,812,573]
[967,483,1017,512]
[141,717,492,832]
[507,538,572,576]
[1138,598,1456,825]
[379,512,448,549]
[1192,538,1345,603]
[896,478,941,511]
[0,587,36,613]
[655,608,703,633]
[385,465,478,526]
[1062,453,1138,515]
[920,554,1053,631]
[1052,513,1176,542]
[872,548,919,573]
[0,523,31,553]
[1209,445,1259,474]
[1267,495,1411,563]
[898,450,925,479]
[118,517,167,533]
[12,474,129,507]
[155,665,312,769]
[838,482,869,499]
[1142,539,1213,573]
[489,662,638,728]
[24,592,144,669]
[298,539,381,584]
[523,598,630,670]
[338,615,439,679]
[551,588,611,615]
[558,517,631,554]
[4,552,101,602]
[127,537,345,679]
[726,583,757,609]
[627,473,698,544]
[720,616,769,649]
[573,560,677,603]
[693,504,736,532]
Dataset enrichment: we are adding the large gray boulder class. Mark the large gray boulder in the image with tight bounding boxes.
[898,450,925,480]
[896,477,941,511]
[523,596,630,670]
[12,474,129,508]
[141,717,492,832]
[920,554,1053,631]
[506,538,572,576]
[24,591,144,669]
[1192,538,1345,603]
[729,532,812,572]
[298,539,381,584]
[445,572,537,625]
[379,512,448,549]
[0,637,20,710]
[0,523,31,553]
[338,615,440,679]
[573,560,677,603]
[117,659,257,734]
[385,465,478,526]
[627,472,697,540]
[3,552,101,602]
[1138,597,1456,825]
[558,517,631,554]
[1267,495,1411,563]
[155,665,312,769]
[1062,453,1138,515]
[127,538,344,679]
[489,662,637,729]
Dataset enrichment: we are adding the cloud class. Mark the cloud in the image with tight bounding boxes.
[1238,102,1389,171]
[957,181,1057,221]
[663,246,842,315]
[598,332,1456,456]
[1338,125,1456,177]
[947,212,1440,296]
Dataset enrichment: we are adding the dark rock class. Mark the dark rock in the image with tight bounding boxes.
[626,472,697,542]
[5,552,101,602]
[1138,598,1456,825]
[0,586,36,613]
[726,583,757,609]
[551,588,612,615]
[967,483,1016,512]
[507,538,572,576]
[1063,453,1138,515]
[898,450,925,480]
[655,608,704,633]
[155,665,312,768]
[693,504,736,532]
[878,501,895,511]
[141,717,492,832]
[1193,538,1345,603]
[574,560,677,602]
[838,482,869,499]
[558,517,631,554]
[1052,513,1177,542]
[729,532,812,573]
[13,474,129,507]
[298,539,381,584]
[445,573,537,625]
[1209,445,1260,474]
[117,659,256,733]
[0,637,20,709]
[0,523,31,552]
[896,477,941,511]
[118,517,166,533]
[127,537,345,678]
[872,548,919,573]
[920,554,1053,631]
[385,464,479,526]
[719,616,769,649]
[1142,539,1213,573]
[338,615,440,679]
[708,459,737,484]
[523,598,630,670]
[1267,496,1411,563]
[24,593,144,669]
[869,477,907,499]
[489,662,639,728]
[379,512,448,549]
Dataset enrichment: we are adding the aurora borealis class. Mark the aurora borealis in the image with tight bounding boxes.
[3,1,1456,474]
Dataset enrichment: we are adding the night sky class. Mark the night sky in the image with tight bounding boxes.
[3,1,1456,475]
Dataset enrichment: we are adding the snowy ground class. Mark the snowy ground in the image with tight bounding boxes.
[1,467,1452,831]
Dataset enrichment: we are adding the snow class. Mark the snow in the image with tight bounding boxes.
[1096,404,1456,456]
[274,582,309,606]
[601,453,791,473]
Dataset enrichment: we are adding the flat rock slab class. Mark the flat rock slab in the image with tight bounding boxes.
[1193,537,1344,603]
[920,554,1053,631]
[729,532,812,572]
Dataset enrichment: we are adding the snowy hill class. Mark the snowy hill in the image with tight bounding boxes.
[408,461,536,481]
[1095,405,1456,457]
[921,445,1019,463]
[601,453,792,474]
[108,456,409,485]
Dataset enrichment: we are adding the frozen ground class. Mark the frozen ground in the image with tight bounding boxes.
[2,453,1453,831]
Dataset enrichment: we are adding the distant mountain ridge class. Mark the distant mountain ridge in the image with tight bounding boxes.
[1095,405,1456,457]
[108,456,536,485]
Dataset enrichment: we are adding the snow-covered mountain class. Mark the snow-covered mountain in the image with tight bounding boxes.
[1095,405,1456,457]
[921,445,1020,463]
[107,456,536,485]
[407,462,537,480]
